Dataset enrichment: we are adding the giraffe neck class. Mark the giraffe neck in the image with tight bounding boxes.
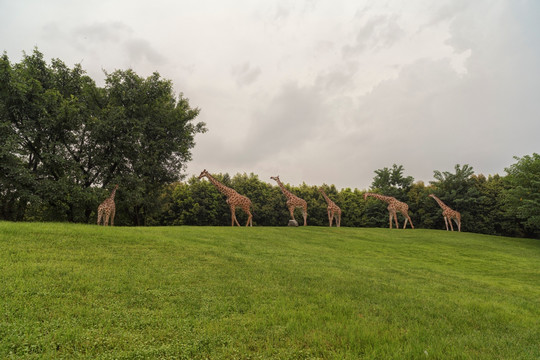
[205,173,235,197]
[108,188,117,201]
[365,193,394,204]
[275,179,294,199]
[431,195,448,209]
[320,190,333,205]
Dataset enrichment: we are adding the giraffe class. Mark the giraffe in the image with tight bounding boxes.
[198,169,253,226]
[271,175,308,226]
[319,187,341,227]
[429,194,461,232]
[364,192,414,229]
[97,184,118,226]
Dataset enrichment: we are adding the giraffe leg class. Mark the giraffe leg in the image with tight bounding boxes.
[97,208,103,225]
[289,206,296,221]
[104,211,110,226]
[110,209,116,227]
[453,218,460,232]
[444,217,449,231]
[328,209,333,227]
[302,206,307,226]
[448,216,454,231]
[230,206,240,227]
[389,211,398,228]
[403,217,408,229]
[404,213,414,229]
[242,206,253,227]
[388,211,393,228]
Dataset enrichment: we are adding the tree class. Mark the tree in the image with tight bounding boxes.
[0,49,205,224]
[0,49,101,221]
[504,154,540,237]
[338,188,364,227]
[407,181,438,229]
[100,69,205,225]
[371,164,414,197]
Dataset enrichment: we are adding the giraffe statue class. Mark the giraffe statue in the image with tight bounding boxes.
[97,184,118,226]
[198,169,253,226]
[429,194,461,232]
[364,192,414,229]
[319,187,341,227]
[271,175,308,226]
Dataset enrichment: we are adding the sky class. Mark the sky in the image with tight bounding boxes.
[1,0,539,189]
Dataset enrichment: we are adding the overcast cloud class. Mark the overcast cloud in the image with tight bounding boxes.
[1,0,539,189]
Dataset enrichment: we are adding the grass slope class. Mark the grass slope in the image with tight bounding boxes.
[0,222,539,359]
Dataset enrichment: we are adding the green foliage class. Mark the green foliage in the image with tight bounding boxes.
[0,49,101,222]
[407,181,438,229]
[0,49,205,225]
[371,164,414,198]
[337,187,365,227]
[1,222,539,358]
[504,153,540,236]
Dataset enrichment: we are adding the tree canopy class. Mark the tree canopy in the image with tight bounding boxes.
[504,153,540,237]
[0,49,205,224]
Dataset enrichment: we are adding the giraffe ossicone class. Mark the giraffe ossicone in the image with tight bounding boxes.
[199,169,253,226]
[271,175,308,226]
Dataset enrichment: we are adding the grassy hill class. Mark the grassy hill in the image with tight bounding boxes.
[0,222,539,359]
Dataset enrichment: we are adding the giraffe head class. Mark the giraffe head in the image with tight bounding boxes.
[363,192,370,201]
[318,187,325,193]
[114,184,119,190]
[270,175,280,182]
[198,169,210,179]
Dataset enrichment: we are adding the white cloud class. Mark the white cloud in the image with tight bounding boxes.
[232,63,262,86]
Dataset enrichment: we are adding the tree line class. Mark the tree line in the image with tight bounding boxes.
[1,50,539,238]
[146,161,539,239]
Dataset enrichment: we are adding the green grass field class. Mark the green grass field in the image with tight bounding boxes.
[0,222,539,359]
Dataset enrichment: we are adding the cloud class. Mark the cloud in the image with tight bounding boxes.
[421,0,469,28]
[124,38,166,65]
[73,21,133,43]
[343,14,405,57]
[231,62,261,86]
[74,22,165,65]
[243,82,329,161]
[39,20,167,73]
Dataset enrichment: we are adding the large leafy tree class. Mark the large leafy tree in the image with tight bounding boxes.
[503,153,540,237]
[0,49,99,221]
[0,49,205,224]
[371,164,414,197]
[100,69,205,225]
